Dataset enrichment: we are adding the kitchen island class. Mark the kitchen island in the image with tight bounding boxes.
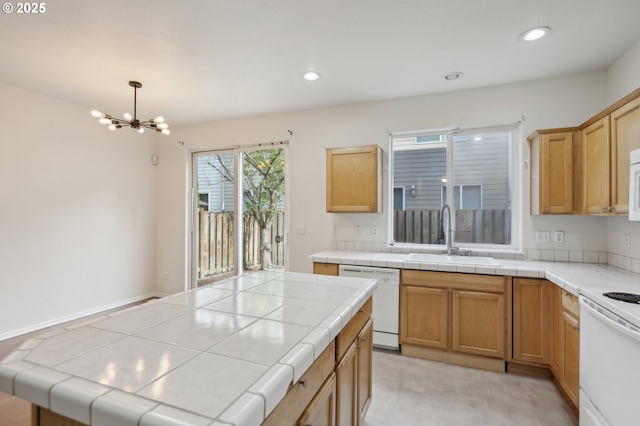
[0,271,377,426]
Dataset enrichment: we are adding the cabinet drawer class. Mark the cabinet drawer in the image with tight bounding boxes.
[336,298,372,361]
[263,340,336,426]
[561,291,580,318]
[313,262,339,276]
[401,270,506,294]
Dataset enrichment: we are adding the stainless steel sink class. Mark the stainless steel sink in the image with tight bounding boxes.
[405,253,500,266]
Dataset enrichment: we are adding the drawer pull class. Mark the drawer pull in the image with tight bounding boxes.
[299,379,308,388]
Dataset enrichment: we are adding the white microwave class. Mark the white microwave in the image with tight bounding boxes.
[630,148,640,221]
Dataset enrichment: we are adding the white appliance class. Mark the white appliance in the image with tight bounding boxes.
[339,265,400,350]
[629,148,640,221]
[579,289,640,425]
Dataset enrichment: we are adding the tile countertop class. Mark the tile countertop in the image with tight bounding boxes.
[0,271,377,426]
[311,250,640,326]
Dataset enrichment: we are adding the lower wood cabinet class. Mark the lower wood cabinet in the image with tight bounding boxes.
[552,286,580,410]
[512,278,551,364]
[299,373,337,426]
[313,262,339,276]
[400,270,507,362]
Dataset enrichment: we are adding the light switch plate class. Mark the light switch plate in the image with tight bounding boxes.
[535,231,550,243]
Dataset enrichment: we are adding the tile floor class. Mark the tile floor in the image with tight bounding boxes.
[364,350,578,426]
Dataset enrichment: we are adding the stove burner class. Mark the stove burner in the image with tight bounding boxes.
[603,292,640,304]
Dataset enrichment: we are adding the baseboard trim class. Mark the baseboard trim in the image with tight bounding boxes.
[0,292,165,341]
[401,344,506,373]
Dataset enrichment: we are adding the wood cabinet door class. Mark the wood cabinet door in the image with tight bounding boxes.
[562,311,580,408]
[512,279,551,364]
[299,373,337,426]
[611,97,640,214]
[550,285,563,376]
[357,319,373,425]
[452,291,505,358]
[400,285,448,349]
[335,342,357,426]
[582,117,611,214]
[540,132,574,214]
[326,146,380,213]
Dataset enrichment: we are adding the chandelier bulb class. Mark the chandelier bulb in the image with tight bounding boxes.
[157,123,169,129]
[123,112,133,122]
[108,124,117,131]
[138,127,145,134]
[99,117,111,125]
[91,110,104,118]
[153,116,165,124]
[161,128,171,135]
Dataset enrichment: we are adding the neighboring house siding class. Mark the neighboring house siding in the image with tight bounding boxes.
[394,134,510,210]
[197,155,235,212]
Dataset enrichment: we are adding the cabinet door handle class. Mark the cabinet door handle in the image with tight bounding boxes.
[361,336,367,342]
[544,207,549,212]
[442,291,446,296]
[299,379,308,388]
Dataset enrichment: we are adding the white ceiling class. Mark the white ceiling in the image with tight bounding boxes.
[2,0,640,126]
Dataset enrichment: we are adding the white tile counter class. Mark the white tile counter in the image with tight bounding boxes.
[0,271,377,426]
[311,250,640,306]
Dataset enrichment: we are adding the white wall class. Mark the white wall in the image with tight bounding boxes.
[156,70,611,293]
[0,83,158,339]
[607,40,640,103]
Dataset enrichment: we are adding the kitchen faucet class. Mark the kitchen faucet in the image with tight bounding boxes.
[441,204,470,256]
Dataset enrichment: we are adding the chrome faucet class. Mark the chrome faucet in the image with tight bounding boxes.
[440,204,471,256]
[441,204,457,255]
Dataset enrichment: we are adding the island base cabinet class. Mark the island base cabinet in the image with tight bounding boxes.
[336,342,357,426]
[357,319,373,425]
[298,373,337,426]
[31,406,86,426]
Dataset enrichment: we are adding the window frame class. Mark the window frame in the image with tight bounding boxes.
[388,125,521,252]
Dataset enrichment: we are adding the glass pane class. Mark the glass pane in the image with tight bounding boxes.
[195,152,236,285]
[453,130,512,245]
[393,136,447,244]
[241,148,286,272]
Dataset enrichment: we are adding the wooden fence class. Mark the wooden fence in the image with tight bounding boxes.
[198,209,285,278]
[394,209,511,245]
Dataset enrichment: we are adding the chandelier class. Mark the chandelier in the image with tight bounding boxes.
[91,81,170,135]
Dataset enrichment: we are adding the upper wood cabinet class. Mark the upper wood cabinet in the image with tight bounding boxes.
[610,97,640,214]
[326,145,382,213]
[582,92,640,215]
[528,129,578,214]
[582,116,612,214]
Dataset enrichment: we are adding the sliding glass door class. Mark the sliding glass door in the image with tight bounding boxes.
[191,144,287,287]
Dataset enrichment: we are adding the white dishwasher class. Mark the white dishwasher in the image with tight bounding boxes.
[339,265,400,350]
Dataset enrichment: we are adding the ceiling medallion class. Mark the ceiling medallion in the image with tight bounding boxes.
[91,81,170,135]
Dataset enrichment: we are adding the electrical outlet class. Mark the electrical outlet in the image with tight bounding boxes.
[535,231,550,243]
[624,234,631,249]
[553,231,564,244]
[296,225,305,235]
[371,227,379,237]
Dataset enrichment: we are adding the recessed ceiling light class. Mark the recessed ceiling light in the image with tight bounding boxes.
[520,26,550,42]
[444,72,463,81]
[302,71,320,81]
